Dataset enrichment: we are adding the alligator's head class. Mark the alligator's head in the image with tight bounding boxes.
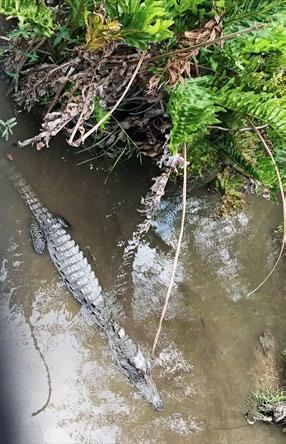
[120,349,164,410]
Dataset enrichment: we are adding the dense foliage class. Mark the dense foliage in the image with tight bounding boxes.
[0,0,285,212]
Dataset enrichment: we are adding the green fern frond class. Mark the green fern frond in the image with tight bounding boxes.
[105,0,174,48]
[0,0,55,37]
[166,0,209,17]
[219,134,259,179]
[224,0,286,27]
[224,25,286,68]
[66,0,94,30]
[219,87,286,139]
[163,0,211,33]
[167,76,223,153]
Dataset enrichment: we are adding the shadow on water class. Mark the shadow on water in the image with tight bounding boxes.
[0,77,286,444]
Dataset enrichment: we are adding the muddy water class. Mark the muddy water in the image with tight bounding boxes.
[0,78,286,444]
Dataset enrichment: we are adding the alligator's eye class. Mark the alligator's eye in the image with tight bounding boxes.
[137,369,145,377]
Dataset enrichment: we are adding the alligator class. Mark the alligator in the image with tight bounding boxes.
[2,160,163,410]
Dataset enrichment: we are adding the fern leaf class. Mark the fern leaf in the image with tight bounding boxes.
[224,0,286,27]
[66,0,94,30]
[105,0,174,48]
[219,135,259,179]
[219,87,286,139]
[0,0,55,37]
[167,76,223,153]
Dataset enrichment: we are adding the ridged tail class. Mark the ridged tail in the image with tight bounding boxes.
[0,158,48,219]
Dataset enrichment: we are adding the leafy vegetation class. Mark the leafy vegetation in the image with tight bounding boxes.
[0,0,55,37]
[0,117,17,141]
[105,0,174,48]
[167,77,222,152]
[0,0,285,214]
[253,389,286,405]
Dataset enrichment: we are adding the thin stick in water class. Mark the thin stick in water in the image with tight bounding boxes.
[245,123,286,297]
[152,143,188,356]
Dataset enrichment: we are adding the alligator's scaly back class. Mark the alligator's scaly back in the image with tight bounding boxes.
[1,159,163,410]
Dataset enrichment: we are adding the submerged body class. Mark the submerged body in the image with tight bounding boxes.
[3,163,163,410]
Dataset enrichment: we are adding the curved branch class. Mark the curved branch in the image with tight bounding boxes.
[245,123,285,297]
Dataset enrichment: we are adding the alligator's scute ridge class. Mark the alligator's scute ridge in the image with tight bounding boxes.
[2,160,163,411]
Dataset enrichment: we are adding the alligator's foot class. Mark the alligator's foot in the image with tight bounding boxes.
[29,219,47,254]
[55,214,72,229]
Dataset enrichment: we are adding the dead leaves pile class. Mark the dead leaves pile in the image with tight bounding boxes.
[9,42,171,158]
[159,15,223,86]
[7,14,223,152]
[14,46,139,149]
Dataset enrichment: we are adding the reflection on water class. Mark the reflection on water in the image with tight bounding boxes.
[0,78,286,444]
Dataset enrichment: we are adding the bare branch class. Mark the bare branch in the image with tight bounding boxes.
[245,122,286,297]
[152,143,188,356]
[149,24,264,62]
[207,124,268,132]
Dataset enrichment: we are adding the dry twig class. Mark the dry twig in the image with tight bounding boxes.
[151,143,187,356]
[68,73,96,144]
[245,122,286,297]
[148,24,263,62]
[46,66,75,114]
[207,124,268,132]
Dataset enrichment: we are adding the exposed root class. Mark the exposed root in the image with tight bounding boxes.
[123,169,171,261]
[151,143,187,356]
[115,147,185,299]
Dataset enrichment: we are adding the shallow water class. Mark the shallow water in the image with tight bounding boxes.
[0,78,286,444]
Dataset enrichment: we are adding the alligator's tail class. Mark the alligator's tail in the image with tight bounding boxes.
[0,158,48,218]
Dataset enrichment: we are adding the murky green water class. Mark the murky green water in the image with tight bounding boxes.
[0,77,286,444]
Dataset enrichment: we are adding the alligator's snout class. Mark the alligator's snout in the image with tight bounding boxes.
[120,348,164,410]
[134,378,164,411]
[153,396,164,411]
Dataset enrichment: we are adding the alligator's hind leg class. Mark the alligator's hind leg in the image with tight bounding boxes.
[29,219,47,254]
[54,214,72,229]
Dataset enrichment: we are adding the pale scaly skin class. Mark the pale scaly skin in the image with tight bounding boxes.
[3,162,163,410]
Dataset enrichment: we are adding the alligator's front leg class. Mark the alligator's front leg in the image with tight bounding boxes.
[29,219,47,254]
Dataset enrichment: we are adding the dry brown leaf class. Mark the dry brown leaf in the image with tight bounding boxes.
[164,14,223,85]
